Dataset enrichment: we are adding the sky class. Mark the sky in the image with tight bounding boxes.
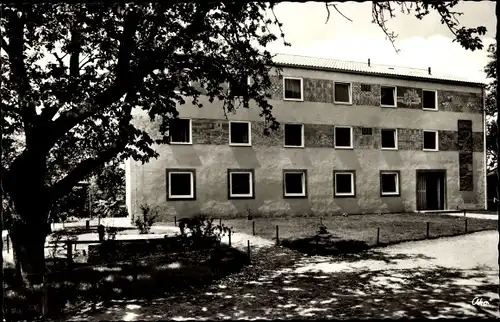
[266,1,496,84]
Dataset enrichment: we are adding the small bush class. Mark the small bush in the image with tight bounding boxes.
[178,215,231,244]
[134,204,158,234]
[106,226,118,240]
[317,223,329,235]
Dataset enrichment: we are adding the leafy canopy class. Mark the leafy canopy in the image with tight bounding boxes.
[1,3,284,216]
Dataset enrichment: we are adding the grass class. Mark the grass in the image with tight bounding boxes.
[222,213,497,248]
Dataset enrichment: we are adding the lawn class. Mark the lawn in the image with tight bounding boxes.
[221,213,497,247]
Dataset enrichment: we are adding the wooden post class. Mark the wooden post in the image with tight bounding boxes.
[92,282,98,311]
[174,216,177,227]
[67,241,73,271]
[426,222,430,239]
[247,240,251,264]
[228,229,232,247]
[276,225,279,246]
[42,274,48,317]
[252,221,255,236]
[132,259,138,282]
[6,235,9,253]
[463,209,466,217]
[376,227,380,245]
[86,220,90,230]
[219,218,222,230]
[465,218,468,234]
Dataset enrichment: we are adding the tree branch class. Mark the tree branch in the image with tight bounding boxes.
[325,3,352,24]
[5,7,37,124]
[69,26,81,78]
[42,9,141,151]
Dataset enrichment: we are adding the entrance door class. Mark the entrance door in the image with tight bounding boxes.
[416,170,446,211]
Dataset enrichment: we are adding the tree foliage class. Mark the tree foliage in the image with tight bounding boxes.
[0,2,286,289]
[485,44,497,169]
[1,2,284,227]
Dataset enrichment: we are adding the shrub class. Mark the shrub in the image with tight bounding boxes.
[178,215,231,244]
[317,222,329,235]
[134,204,158,234]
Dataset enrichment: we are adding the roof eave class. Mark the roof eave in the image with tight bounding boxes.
[271,62,485,88]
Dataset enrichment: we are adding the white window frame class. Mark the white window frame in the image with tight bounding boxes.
[283,76,304,101]
[334,126,354,149]
[380,85,397,107]
[423,130,439,152]
[380,128,398,150]
[229,121,252,146]
[333,82,353,104]
[229,171,254,198]
[380,171,400,196]
[334,171,355,197]
[283,170,307,197]
[283,123,305,148]
[169,118,192,145]
[422,89,439,111]
[167,171,194,199]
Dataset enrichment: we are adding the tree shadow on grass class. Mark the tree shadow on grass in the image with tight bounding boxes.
[4,245,248,321]
[71,246,498,321]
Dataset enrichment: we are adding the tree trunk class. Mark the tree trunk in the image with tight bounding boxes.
[9,227,47,288]
[496,0,500,311]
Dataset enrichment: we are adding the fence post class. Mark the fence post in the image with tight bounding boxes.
[219,218,222,230]
[132,259,138,282]
[463,209,466,217]
[247,240,251,264]
[276,225,279,246]
[426,222,430,239]
[92,282,98,311]
[86,220,90,230]
[465,218,468,234]
[66,241,73,271]
[228,229,232,247]
[252,221,255,236]
[376,227,380,246]
[42,273,48,317]
[6,234,9,253]
[174,216,177,227]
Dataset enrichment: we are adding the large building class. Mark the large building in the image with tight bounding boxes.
[125,54,486,221]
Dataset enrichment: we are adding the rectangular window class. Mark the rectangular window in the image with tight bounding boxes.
[166,169,195,200]
[381,128,398,149]
[283,170,307,198]
[334,126,353,149]
[228,169,254,199]
[334,82,352,104]
[229,121,251,146]
[361,84,371,92]
[229,77,251,98]
[284,124,304,147]
[169,119,192,144]
[380,171,400,196]
[422,90,438,110]
[283,77,303,101]
[423,130,438,151]
[334,171,356,197]
[380,86,397,107]
[362,127,373,135]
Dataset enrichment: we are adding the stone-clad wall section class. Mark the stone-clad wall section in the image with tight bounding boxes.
[268,75,482,113]
[188,118,483,152]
